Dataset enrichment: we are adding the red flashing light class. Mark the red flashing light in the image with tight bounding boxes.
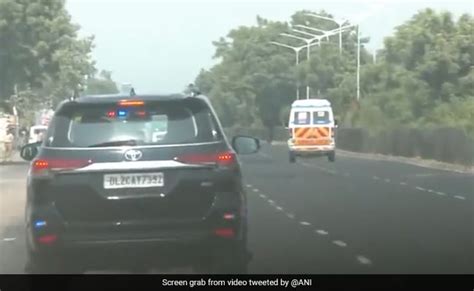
[136,111,146,116]
[214,228,235,238]
[37,234,58,245]
[223,213,235,220]
[107,111,116,118]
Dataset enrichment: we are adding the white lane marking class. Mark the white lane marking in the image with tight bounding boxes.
[252,188,259,192]
[2,238,16,242]
[316,229,329,235]
[454,195,466,200]
[356,255,373,265]
[332,240,348,247]
[373,176,380,180]
[299,221,311,226]
[287,213,295,219]
[246,184,252,188]
[268,199,275,204]
[435,191,446,196]
[276,206,284,211]
[399,182,408,186]
[427,189,434,193]
[415,186,427,191]
[384,178,391,183]
[259,194,266,199]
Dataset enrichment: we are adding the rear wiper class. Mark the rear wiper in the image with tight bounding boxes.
[88,139,139,147]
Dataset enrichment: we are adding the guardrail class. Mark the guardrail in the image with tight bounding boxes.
[225,126,474,166]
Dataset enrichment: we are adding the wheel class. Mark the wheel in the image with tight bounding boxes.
[25,248,83,274]
[289,152,296,163]
[328,151,336,162]
[210,243,249,274]
[25,250,62,274]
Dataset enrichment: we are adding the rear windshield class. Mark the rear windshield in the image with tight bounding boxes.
[293,111,311,125]
[313,111,330,124]
[45,99,223,147]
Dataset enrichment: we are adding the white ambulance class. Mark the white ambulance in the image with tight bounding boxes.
[287,99,337,163]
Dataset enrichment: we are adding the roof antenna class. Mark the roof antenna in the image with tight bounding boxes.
[130,87,136,97]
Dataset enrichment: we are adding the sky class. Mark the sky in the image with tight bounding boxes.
[66,0,473,93]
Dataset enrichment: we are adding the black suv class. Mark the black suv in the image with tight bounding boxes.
[20,93,260,273]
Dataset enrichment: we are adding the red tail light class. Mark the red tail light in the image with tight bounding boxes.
[214,228,235,238]
[32,159,92,174]
[177,151,236,166]
[37,234,58,245]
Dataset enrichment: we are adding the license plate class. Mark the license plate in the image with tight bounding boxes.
[103,173,164,189]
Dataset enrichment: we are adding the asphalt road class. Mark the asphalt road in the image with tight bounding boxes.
[0,144,472,274]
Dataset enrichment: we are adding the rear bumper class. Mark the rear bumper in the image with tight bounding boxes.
[288,143,335,155]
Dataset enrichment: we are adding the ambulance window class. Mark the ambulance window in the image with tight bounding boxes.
[294,111,310,125]
[313,111,330,124]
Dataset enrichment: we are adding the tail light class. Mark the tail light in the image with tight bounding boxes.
[37,234,58,245]
[176,151,236,167]
[214,228,235,238]
[32,159,92,175]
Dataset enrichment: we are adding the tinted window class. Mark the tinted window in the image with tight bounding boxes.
[46,99,223,147]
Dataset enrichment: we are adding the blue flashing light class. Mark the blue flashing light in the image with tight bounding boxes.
[118,110,127,117]
[34,220,47,228]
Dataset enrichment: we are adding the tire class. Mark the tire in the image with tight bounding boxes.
[25,250,62,274]
[25,248,83,274]
[289,152,296,163]
[328,151,336,162]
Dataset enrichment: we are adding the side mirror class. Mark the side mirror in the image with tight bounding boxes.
[232,136,260,155]
[20,142,41,161]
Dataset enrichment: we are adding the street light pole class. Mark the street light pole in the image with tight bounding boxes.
[305,14,346,55]
[269,42,306,100]
[357,26,361,102]
[281,28,346,99]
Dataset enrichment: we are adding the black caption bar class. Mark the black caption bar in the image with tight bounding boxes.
[0,275,472,291]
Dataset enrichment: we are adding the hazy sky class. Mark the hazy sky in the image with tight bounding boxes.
[66,0,472,93]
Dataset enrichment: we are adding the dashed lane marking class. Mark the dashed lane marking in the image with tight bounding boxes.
[246,184,252,188]
[454,195,466,200]
[259,194,266,199]
[2,238,16,242]
[373,176,380,180]
[332,240,348,247]
[384,178,391,183]
[399,182,408,186]
[252,188,259,192]
[435,191,446,196]
[268,199,275,204]
[276,206,284,211]
[299,221,311,226]
[356,255,373,265]
[316,230,329,236]
[287,213,295,219]
[415,186,427,191]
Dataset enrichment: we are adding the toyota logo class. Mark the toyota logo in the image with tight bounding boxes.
[124,149,143,161]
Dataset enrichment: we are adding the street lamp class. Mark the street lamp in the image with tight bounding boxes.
[280,28,348,99]
[279,33,324,99]
[305,13,347,55]
[269,41,307,100]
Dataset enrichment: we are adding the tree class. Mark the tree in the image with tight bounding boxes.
[0,0,95,103]
[85,70,119,95]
